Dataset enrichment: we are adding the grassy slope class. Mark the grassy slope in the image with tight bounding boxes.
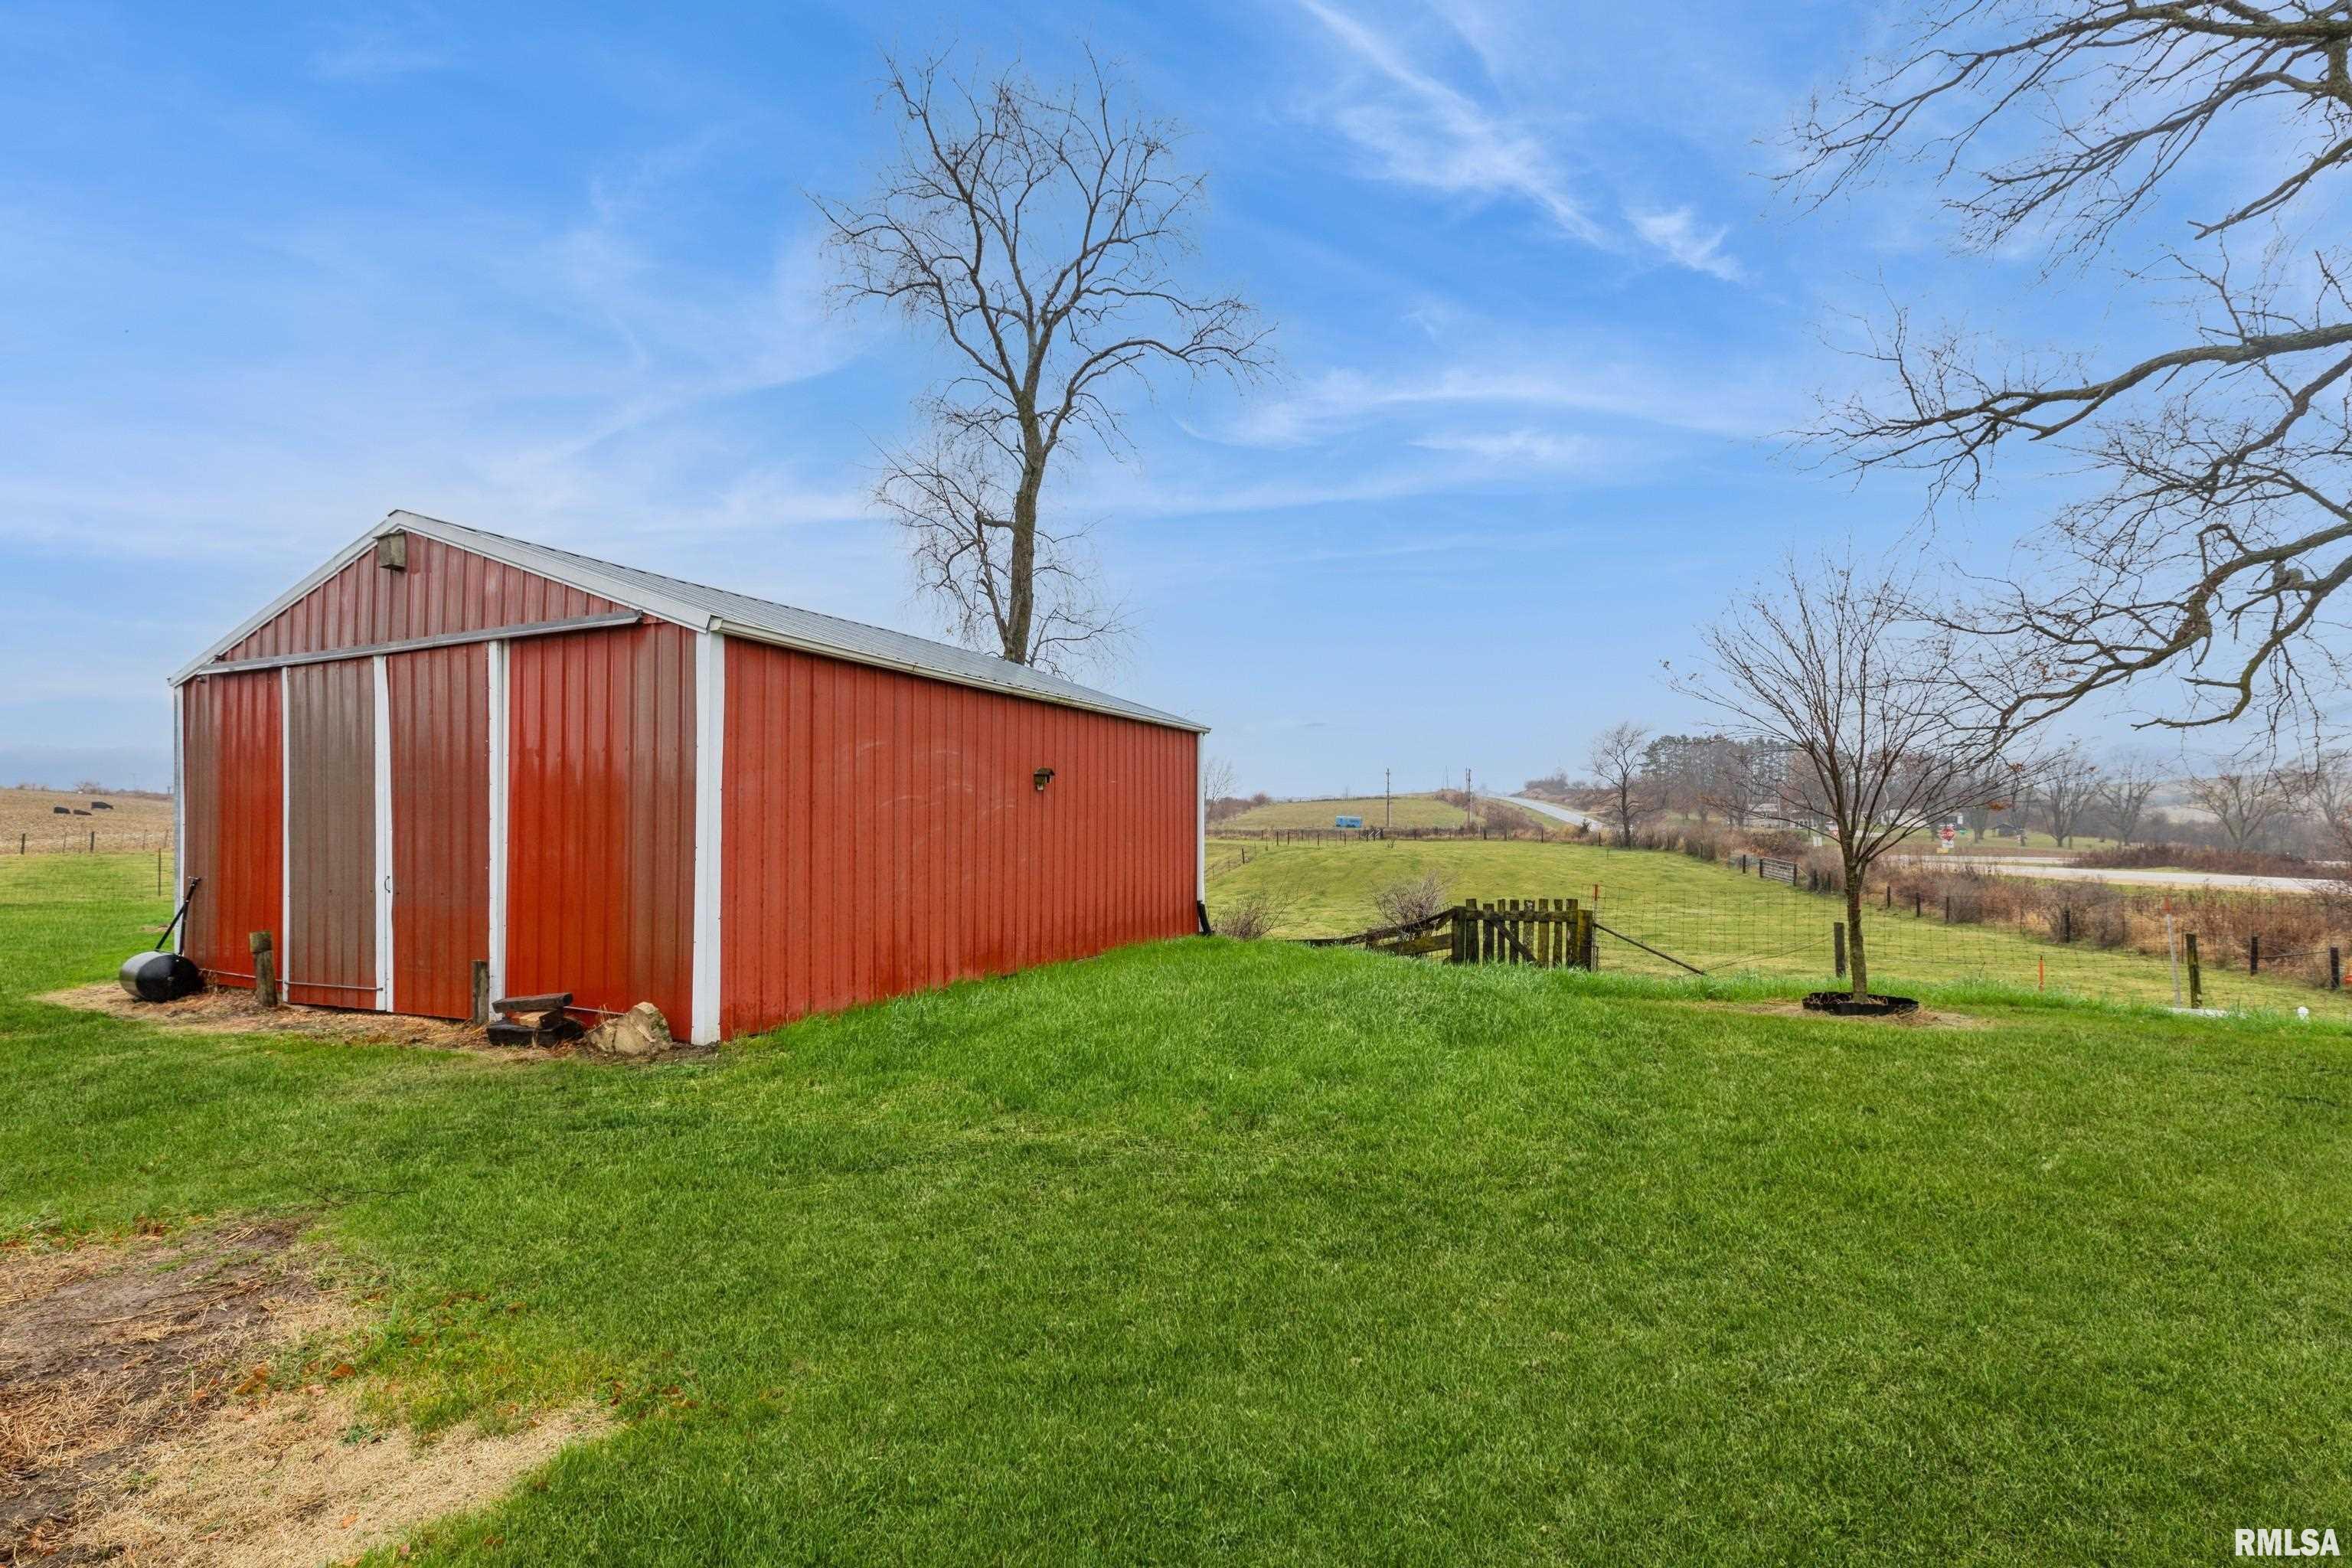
[9,867,2352,1562]
[1204,836,2344,1015]
[1217,793,1469,831]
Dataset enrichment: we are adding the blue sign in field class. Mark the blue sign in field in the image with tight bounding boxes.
[1334,815,1364,829]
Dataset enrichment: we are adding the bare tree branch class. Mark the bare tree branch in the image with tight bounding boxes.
[817,50,1273,669]
[1789,3,2352,737]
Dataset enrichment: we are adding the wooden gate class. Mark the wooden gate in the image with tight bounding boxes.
[1300,896,1593,968]
[1452,897,1590,966]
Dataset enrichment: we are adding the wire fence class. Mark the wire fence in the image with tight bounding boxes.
[1208,831,2352,1018]
[7,826,177,856]
[1568,868,2349,1016]
[0,850,181,906]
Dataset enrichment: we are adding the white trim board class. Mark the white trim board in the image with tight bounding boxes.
[372,655,394,1011]
[689,630,725,1045]
[486,639,508,1005]
[171,684,185,948]
[279,668,291,987]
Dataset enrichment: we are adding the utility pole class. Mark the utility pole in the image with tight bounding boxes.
[1384,768,1392,831]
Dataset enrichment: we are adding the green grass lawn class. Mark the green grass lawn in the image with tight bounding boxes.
[9,862,2352,1562]
[1204,835,2345,1016]
[1216,792,1469,831]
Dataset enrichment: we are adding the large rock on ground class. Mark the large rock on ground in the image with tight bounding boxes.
[579,1001,675,1060]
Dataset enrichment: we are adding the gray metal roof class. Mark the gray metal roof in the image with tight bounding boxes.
[175,509,1205,733]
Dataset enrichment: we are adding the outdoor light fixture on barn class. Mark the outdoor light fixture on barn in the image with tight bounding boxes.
[167,511,1207,1044]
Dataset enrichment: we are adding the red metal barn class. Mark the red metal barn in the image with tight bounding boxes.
[171,511,1207,1043]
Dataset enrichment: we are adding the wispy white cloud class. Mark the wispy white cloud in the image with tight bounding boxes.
[1295,0,1744,279]
[1222,358,1784,448]
[1298,0,1606,246]
[1628,206,1743,283]
[309,11,457,83]
[1410,427,1596,467]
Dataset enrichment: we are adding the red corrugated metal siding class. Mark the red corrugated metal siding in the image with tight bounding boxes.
[283,661,377,1009]
[180,672,281,987]
[505,622,696,1028]
[720,639,1197,1037]
[220,533,620,662]
[389,644,490,1018]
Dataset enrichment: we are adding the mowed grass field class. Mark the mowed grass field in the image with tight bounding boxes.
[10,860,2352,1561]
[1214,792,1469,831]
[1207,835,2346,1015]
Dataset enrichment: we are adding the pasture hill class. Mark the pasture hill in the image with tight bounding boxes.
[1215,792,1553,835]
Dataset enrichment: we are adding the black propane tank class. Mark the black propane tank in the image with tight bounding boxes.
[119,950,203,1002]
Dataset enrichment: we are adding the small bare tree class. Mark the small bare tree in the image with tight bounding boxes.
[1372,870,1452,929]
[2092,753,2167,846]
[1586,722,1660,847]
[2186,765,2290,851]
[818,52,1272,673]
[2034,747,2099,848]
[1677,555,2031,1001]
[1789,4,2352,737]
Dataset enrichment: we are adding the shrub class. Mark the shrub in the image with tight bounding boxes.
[1214,893,1289,941]
[1372,871,1452,929]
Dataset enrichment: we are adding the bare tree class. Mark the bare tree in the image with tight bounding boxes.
[2092,752,2167,845]
[2185,765,2290,850]
[1789,4,2352,737]
[1201,754,1236,808]
[1586,722,1661,847]
[819,52,1272,671]
[2034,747,2100,848]
[1700,740,1777,828]
[1677,555,2033,1001]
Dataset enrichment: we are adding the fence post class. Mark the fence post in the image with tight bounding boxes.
[2185,933,2202,1009]
[88,828,95,853]
[1832,922,1847,980]
[1913,892,1922,918]
[2061,906,2072,944]
[2249,933,2261,975]
[470,960,492,1025]
[250,930,279,1008]
[1450,906,1472,965]
[2331,946,2341,991]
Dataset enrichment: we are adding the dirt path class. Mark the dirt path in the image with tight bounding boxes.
[1,1220,606,1565]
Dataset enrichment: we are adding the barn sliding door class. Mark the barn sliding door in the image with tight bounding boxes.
[282,660,381,1009]
[386,643,491,1018]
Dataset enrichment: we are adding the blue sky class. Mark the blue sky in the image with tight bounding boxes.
[1,0,2173,794]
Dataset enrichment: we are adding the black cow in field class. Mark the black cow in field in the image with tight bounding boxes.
[70,809,91,817]
[51,805,69,815]
[90,800,112,810]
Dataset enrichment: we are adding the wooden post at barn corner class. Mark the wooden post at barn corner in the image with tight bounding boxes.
[470,960,492,1025]
[250,930,279,1008]
[2184,933,2202,1010]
